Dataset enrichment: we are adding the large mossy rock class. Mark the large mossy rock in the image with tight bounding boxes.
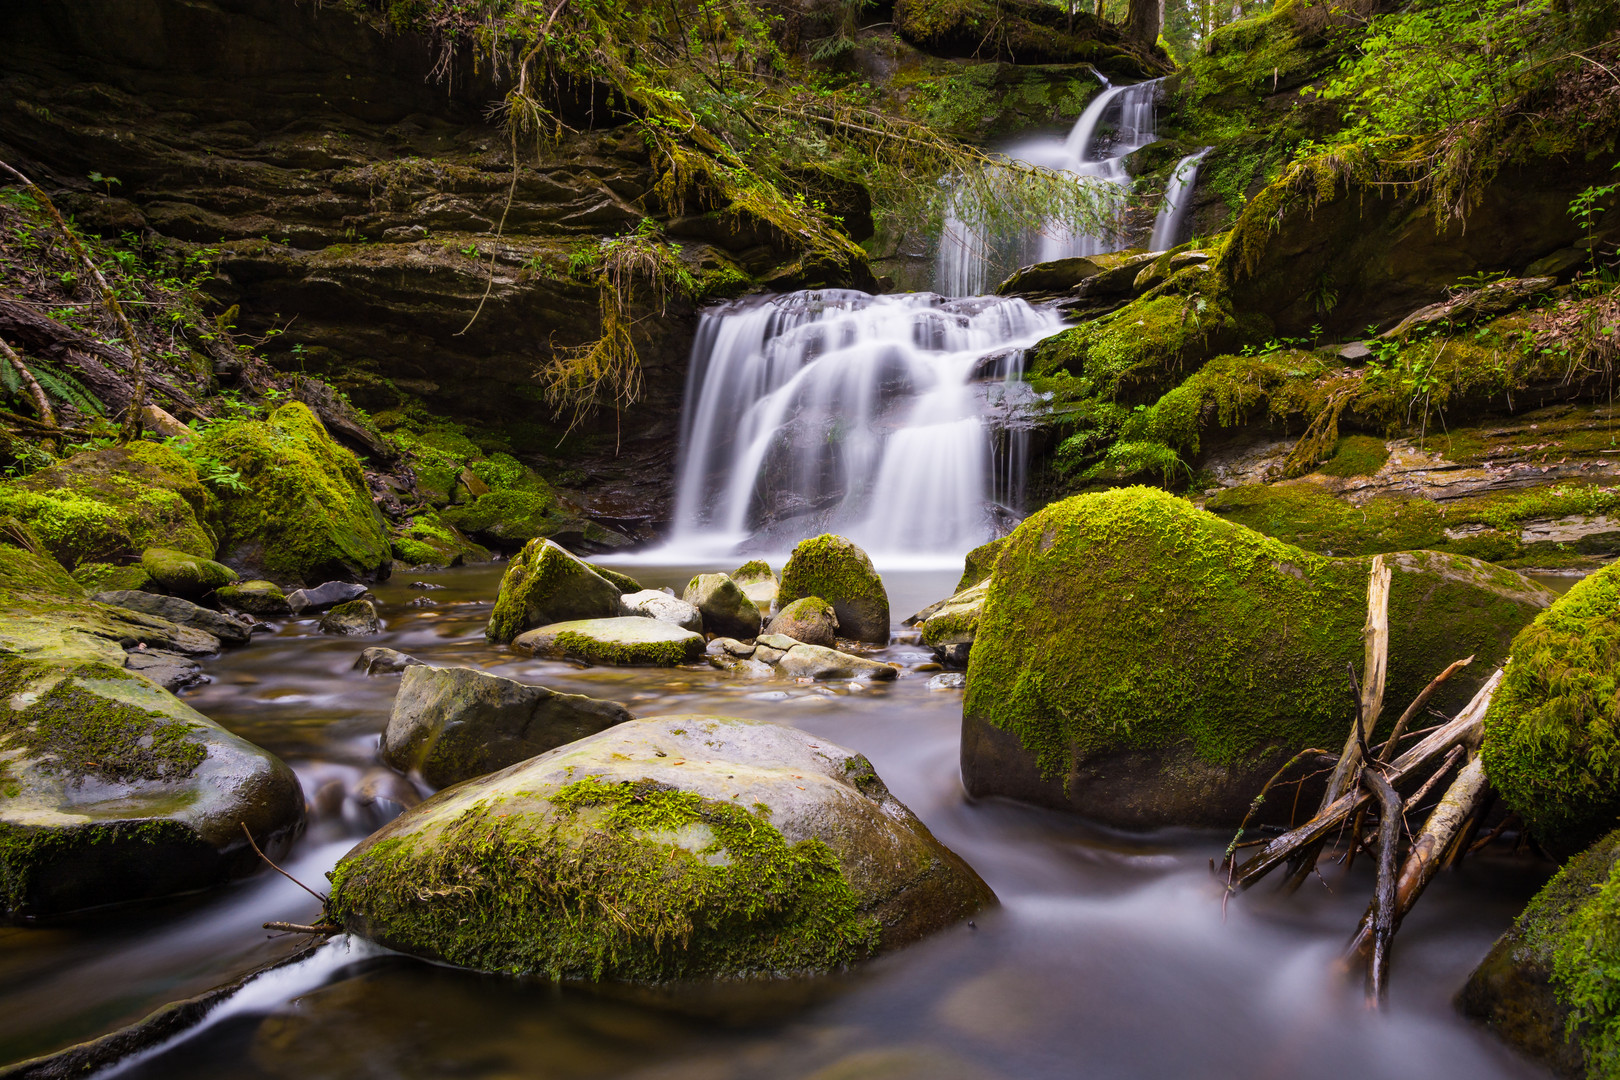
[962,487,1553,828]
[766,597,839,649]
[682,573,761,640]
[1461,827,1620,1078]
[513,617,706,667]
[1482,562,1620,859]
[0,655,304,920]
[140,546,238,598]
[731,560,778,614]
[778,535,890,644]
[195,402,391,585]
[329,715,992,980]
[382,665,633,789]
[484,539,624,644]
[91,590,251,645]
[0,444,216,569]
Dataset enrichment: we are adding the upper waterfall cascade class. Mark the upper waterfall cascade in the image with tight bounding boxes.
[660,290,1063,563]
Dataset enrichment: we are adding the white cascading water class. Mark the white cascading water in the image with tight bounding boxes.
[662,290,1062,563]
[934,77,1165,297]
[1148,147,1212,252]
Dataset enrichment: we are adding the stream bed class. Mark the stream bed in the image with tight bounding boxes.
[0,563,1558,1079]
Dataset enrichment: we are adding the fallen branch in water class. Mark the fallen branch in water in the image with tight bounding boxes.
[1361,765,1401,1008]
[263,921,341,936]
[241,822,328,905]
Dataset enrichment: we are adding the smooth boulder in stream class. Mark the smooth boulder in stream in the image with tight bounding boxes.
[513,617,706,666]
[682,573,761,640]
[778,534,890,644]
[331,715,993,980]
[485,539,623,644]
[962,487,1554,829]
[766,597,838,648]
[383,665,633,788]
[0,655,304,920]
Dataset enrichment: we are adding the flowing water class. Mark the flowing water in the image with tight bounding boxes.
[1149,148,1213,252]
[934,78,1167,298]
[663,290,1061,565]
[0,565,1558,1079]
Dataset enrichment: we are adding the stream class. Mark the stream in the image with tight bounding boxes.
[0,563,1557,1079]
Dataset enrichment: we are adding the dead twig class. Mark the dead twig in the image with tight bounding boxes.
[263,921,341,935]
[240,822,327,905]
[0,332,57,445]
[1361,766,1401,1009]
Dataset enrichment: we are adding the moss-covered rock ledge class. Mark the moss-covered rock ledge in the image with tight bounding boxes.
[961,487,1553,828]
[330,716,992,981]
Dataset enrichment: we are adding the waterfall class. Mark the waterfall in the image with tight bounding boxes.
[1149,148,1212,252]
[932,77,1164,296]
[663,290,1062,562]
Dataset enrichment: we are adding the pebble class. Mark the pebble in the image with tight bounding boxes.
[749,691,791,702]
[914,662,944,672]
[928,673,967,691]
[408,581,446,590]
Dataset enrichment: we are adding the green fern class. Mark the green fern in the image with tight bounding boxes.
[0,355,104,416]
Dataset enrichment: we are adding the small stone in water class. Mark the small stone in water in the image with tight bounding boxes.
[915,662,944,672]
[749,690,790,701]
[928,673,967,691]
[407,597,438,607]
[408,581,446,590]
[847,682,865,692]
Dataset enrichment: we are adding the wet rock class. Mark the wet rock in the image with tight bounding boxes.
[778,534,890,644]
[140,547,238,598]
[766,596,839,648]
[1460,826,1618,1077]
[382,665,634,788]
[330,715,993,980]
[706,637,756,659]
[91,590,252,645]
[963,487,1553,829]
[907,581,988,669]
[320,599,380,636]
[407,581,446,590]
[995,255,1109,295]
[512,617,706,666]
[708,655,775,679]
[775,643,899,682]
[956,536,1010,593]
[354,647,424,675]
[732,559,779,613]
[929,672,967,691]
[122,647,207,691]
[217,579,293,617]
[286,581,369,614]
[587,564,642,594]
[484,539,623,645]
[0,655,304,920]
[619,589,703,632]
[1382,276,1557,340]
[70,562,152,594]
[197,403,393,585]
[682,573,762,640]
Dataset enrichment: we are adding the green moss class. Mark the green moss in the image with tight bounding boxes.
[1482,561,1620,856]
[442,489,570,544]
[328,777,879,980]
[141,546,237,595]
[391,511,490,567]
[778,534,890,643]
[0,445,216,570]
[1205,485,1445,557]
[0,658,206,784]
[966,487,1544,781]
[1548,830,1620,1075]
[731,560,774,585]
[485,539,620,644]
[0,817,199,917]
[588,565,641,593]
[551,629,693,667]
[957,537,1008,592]
[70,562,152,593]
[1318,435,1390,477]
[196,403,391,584]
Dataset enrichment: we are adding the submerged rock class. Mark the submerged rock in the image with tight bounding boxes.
[354,647,424,675]
[485,539,623,645]
[1461,826,1620,1077]
[962,487,1553,829]
[682,573,761,640]
[0,655,304,920]
[91,590,252,645]
[1482,560,1620,858]
[320,599,380,636]
[286,581,368,614]
[330,715,992,980]
[766,597,838,648]
[619,589,703,632]
[382,665,633,788]
[140,547,237,598]
[217,579,293,617]
[514,617,706,666]
[778,534,890,644]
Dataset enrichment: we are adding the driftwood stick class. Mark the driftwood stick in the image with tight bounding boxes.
[241,822,328,905]
[1228,669,1503,893]
[0,158,150,443]
[263,921,341,935]
[1467,811,1520,856]
[1401,743,1466,815]
[1344,753,1491,967]
[1221,748,1335,867]
[1362,766,1401,1008]
[0,332,58,440]
[1324,555,1392,806]
[1442,786,1495,870]
[1379,655,1474,764]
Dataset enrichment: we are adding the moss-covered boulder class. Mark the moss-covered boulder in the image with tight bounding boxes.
[140,546,238,597]
[69,562,152,594]
[484,539,624,644]
[0,655,304,920]
[1461,827,1620,1077]
[196,402,391,585]
[0,444,216,569]
[914,580,989,668]
[390,511,490,568]
[512,618,706,667]
[1482,562,1620,859]
[682,573,761,640]
[957,536,1009,593]
[382,665,633,789]
[962,487,1553,828]
[90,590,251,645]
[731,560,778,613]
[216,579,292,618]
[329,716,992,980]
[587,564,641,594]
[766,597,839,649]
[319,599,380,636]
[778,535,890,644]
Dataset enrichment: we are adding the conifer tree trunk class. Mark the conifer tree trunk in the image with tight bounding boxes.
[1125,0,1160,45]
